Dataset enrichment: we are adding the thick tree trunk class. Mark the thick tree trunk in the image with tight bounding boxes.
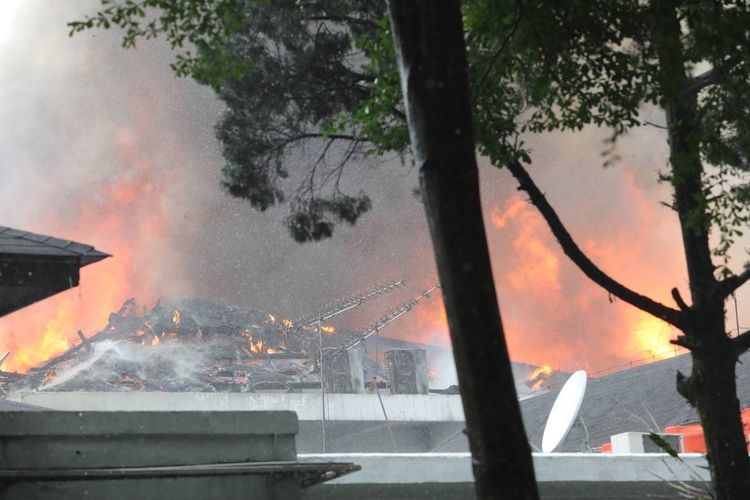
[387,1,538,499]
[653,2,750,497]
[687,341,750,498]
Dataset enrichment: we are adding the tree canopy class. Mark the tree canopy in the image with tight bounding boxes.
[73,0,394,241]
[71,1,750,251]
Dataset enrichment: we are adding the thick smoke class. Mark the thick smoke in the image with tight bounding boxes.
[1,1,749,375]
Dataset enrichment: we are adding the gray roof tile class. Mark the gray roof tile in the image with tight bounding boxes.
[0,226,110,266]
[520,351,750,451]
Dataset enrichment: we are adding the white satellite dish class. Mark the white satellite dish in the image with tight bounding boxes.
[541,370,588,453]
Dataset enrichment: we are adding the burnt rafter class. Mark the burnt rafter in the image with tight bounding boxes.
[324,284,440,360]
[505,159,686,330]
[290,280,405,330]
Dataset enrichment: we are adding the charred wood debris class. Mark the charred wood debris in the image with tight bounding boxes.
[1,281,444,394]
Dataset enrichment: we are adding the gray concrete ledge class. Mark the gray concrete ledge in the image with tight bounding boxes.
[0,410,297,435]
[0,411,298,468]
[9,392,465,421]
[299,452,711,483]
[299,453,713,500]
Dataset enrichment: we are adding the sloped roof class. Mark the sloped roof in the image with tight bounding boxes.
[520,351,750,451]
[0,226,110,265]
[0,226,110,317]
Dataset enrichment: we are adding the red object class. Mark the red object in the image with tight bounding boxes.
[665,407,750,453]
[601,442,612,454]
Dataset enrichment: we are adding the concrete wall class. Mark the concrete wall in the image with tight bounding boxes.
[297,421,465,453]
[299,453,712,499]
[0,410,303,500]
[10,391,464,422]
[9,392,468,454]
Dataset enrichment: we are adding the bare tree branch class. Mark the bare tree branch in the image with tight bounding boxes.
[671,287,691,311]
[670,334,695,351]
[732,329,750,356]
[506,159,686,329]
[711,268,750,303]
[475,10,524,93]
[303,15,379,30]
[679,69,715,98]
[642,120,669,130]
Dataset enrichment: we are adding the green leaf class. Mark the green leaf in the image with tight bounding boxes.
[648,433,680,459]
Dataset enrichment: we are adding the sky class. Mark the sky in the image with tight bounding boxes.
[1,0,748,375]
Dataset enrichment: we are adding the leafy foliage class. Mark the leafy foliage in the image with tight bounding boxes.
[68,0,246,79]
[71,0,750,258]
[203,0,388,241]
[648,432,680,458]
[72,0,391,242]
[460,0,750,270]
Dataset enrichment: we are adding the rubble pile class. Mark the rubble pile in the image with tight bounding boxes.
[0,284,565,396]
[6,297,368,393]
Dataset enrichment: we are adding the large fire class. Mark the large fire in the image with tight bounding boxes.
[0,120,684,378]
[0,131,176,373]
[393,169,686,373]
[0,156,686,376]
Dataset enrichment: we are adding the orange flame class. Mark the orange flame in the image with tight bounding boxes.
[528,364,552,390]
[398,171,686,373]
[172,310,181,326]
[529,364,552,381]
[321,325,335,334]
[249,338,264,354]
[0,131,179,372]
[485,180,685,371]
[150,335,160,347]
[624,311,674,357]
[492,200,560,293]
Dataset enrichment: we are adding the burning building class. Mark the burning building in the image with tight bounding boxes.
[2,280,565,455]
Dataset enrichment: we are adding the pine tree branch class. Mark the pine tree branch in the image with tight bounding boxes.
[506,159,686,329]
